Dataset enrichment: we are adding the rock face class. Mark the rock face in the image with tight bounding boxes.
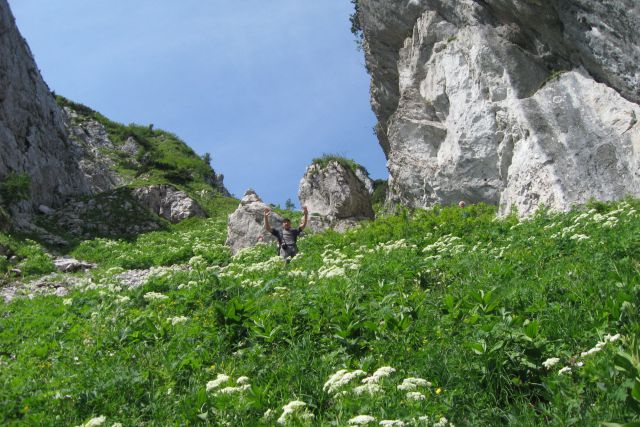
[225,189,283,255]
[132,185,206,223]
[298,161,374,231]
[358,0,640,216]
[46,189,162,239]
[0,0,89,209]
[63,107,127,193]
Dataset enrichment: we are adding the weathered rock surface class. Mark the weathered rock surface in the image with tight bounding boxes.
[225,189,283,254]
[53,257,96,273]
[0,0,90,209]
[358,0,640,216]
[45,189,162,239]
[298,161,374,231]
[132,185,206,223]
[63,106,127,193]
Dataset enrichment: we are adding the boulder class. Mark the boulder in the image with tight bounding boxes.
[132,184,206,223]
[53,257,96,273]
[225,189,283,255]
[298,160,374,232]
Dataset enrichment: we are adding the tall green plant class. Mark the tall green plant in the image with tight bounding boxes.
[0,172,30,205]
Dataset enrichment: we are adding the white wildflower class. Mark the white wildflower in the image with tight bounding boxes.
[380,421,405,427]
[115,295,130,304]
[353,383,382,395]
[236,376,250,385]
[558,366,572,375]
[63,298,73,306]
[143,292,168,301]
[76,416,106,427]
[206,374,230,392]
[406,391,426,401]
[605,333,621,343]
[167,316,188,326]
[569,234,589,241]
[397,377,431,390]
[348,415,377,425]
[277,400,312,425]
[433,417,451,427]
[324,369,366,394]
[362,366,396,384]
[111,424,122,427]
[580,346,603,357]
[216,384,250,395]
[542,358,560,369]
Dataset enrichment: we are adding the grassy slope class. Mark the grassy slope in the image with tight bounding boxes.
[1,200,639,425]
[56,96,225,195]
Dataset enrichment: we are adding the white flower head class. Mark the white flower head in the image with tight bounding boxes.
[362,366,395,384]
[167,316,188,326]
[206,374,230,392]
[349,415,377,425]
[77,416,106,427]
[558,366,572,375]
[380,421,405,427]
[398,377,431,390]
[324,369,366,394]
[605,333,621,343]
[406,391,426,401]
[277,400,312,425]
[353,383,382,395]
[236,376,250,385]
[542,357,560,369]
[143,291,169,301]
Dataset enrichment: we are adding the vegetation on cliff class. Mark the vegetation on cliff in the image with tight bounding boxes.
[56,96,227,196]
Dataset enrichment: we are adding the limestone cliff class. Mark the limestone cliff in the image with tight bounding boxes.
[1,0,229,233]
[358,0,640,215]
[0,0,89,209]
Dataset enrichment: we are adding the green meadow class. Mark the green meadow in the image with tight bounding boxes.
[1,199,639,426]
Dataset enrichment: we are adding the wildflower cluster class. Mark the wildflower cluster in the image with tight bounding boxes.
[205,373,251,396]
[422,235,466,260]
[542,332,622,375]
[276,400,314,425]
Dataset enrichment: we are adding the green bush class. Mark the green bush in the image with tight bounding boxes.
[0,172,30,206]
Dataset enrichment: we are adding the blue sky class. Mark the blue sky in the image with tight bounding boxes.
[8,0,387,208]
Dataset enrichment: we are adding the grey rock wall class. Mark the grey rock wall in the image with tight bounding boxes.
[359,0,640,216]
[0,0,89,209]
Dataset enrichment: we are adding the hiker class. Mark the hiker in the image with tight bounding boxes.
[263,206,308,262]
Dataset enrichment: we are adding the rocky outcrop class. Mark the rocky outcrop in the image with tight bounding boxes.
[0,0,89,209]
[45,189,162,239]
[225,189,283,255]
[358,0,640,216]
[63,107,127,193]
[132,185,206,223]
[298,160,374,231]
[53,257,96,273]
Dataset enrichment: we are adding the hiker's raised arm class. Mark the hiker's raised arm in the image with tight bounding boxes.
[300,206,309,230]
[263,208,272,232]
